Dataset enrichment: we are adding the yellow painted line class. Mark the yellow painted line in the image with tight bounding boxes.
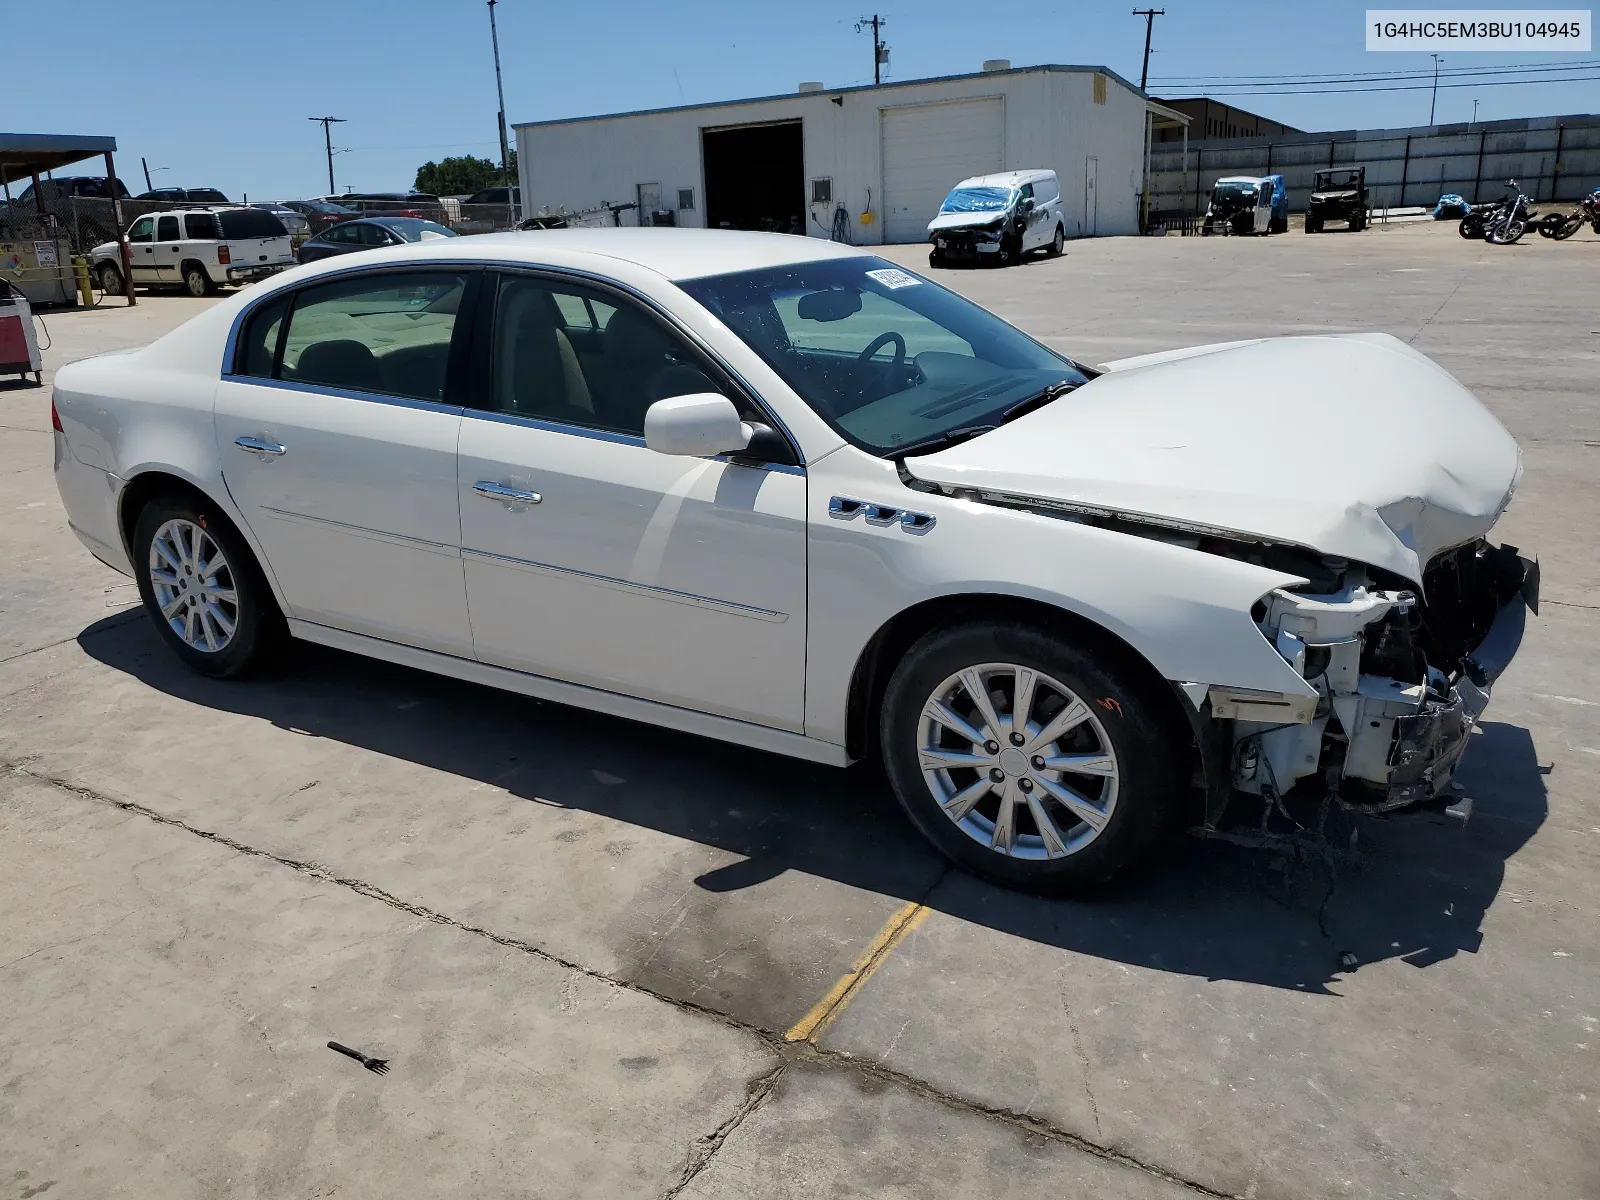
[784,900,931,1044]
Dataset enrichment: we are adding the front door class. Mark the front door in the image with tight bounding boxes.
[154,214,184,284]
[457,271,807,729]
[1085,157,1098,236]
[215,268,475,654]
[126,217,158,284]
[1255,180,1274,233]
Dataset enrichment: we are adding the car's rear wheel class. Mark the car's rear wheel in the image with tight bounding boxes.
[182,262,212,298]
[132,496,284,678]
[928,248,947,268]
[97,262,124,294]
[879,622,1183,894]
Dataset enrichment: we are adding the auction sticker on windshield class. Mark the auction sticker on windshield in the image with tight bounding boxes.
[1366,9,1589,49]
[866,267,923,290]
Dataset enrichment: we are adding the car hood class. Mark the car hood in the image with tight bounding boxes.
[903,333,1520,585]
[928,211,1006,233]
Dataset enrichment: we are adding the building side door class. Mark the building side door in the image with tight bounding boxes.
[1085,157,1098,236]
[636,182,662,227]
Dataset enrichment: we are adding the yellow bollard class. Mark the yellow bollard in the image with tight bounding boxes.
[72,256,93,307]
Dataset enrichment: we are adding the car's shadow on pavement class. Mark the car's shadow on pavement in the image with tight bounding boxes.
[80,614,1548,997]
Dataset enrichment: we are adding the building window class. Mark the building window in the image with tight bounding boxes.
[1092,73,1107,105]
[677,187,695,210]
[810,177,833,205]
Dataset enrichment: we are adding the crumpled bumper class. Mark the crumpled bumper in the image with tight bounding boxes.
[1377,555,1539,811]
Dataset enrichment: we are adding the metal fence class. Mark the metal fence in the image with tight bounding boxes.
[1148,113,1600,224]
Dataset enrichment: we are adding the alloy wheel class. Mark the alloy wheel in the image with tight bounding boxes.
[148,519,238,652]
[185,268,207,297]
[917,662,1119,859]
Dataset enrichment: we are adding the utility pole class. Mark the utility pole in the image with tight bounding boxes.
[141,157,151,191]
[855,15,887,86]
[1133,8,1164,92]
[1429,54,1443,125]
[308,116,346,196]
[487,0,512,186]
[1471,98,1479,130]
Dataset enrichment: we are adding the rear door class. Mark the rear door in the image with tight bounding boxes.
[154,214,184,284]
[1255,180,1273,233]
[184,212,222,277]
[218,208,295,268]
[215,268,476,654]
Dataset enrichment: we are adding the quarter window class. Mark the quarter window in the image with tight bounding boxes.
[277,271,469,402]
[185,213,221,239]
[235,293,290,378]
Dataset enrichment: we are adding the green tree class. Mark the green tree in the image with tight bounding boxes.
[414,152,517,196]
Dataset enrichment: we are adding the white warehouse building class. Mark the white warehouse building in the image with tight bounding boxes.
[513,62,1164,245]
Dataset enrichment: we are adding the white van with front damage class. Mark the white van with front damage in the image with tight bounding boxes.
[49,231,1533,895]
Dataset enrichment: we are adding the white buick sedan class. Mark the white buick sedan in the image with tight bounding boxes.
[51,230,1536,892]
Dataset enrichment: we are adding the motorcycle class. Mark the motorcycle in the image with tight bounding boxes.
[1484,180,1536,244]
[1537,188,1600,240]
[1458,198,1507,239]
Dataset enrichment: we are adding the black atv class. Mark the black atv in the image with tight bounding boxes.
[1305,167,1369,233]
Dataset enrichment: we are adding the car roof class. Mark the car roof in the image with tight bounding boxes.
[952,170,1055,190]
[296,228,866,281]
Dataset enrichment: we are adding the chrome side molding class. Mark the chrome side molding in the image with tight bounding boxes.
[828,496,936,534]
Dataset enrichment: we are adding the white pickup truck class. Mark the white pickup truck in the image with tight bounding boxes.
[91,207,295,297]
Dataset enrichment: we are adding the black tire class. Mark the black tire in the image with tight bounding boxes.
[182,261,213,298]
[1458,216,1482,239]
[97,261,124,294]
[132,495,285,679]
[928,249,946,268]
[1349,214,1366,232]
[1047,224,1064,256]
[1551,214,1583,241]
[994,235,1019,266]
[1270,215,1288,234]
[1304,217,1321,233]
[1488,218,1526,245]
[879,622,1184,894]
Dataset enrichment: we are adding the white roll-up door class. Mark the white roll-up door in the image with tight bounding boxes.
[880,97,1005,243]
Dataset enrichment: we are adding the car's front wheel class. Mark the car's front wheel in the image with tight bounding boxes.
[880,623,1183,894]
[132,496,284,678]
[1047,224,1065,256]
[97,261,124,294]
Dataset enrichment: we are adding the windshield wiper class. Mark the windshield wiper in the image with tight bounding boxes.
[1001,379,1083,423]
[889,424,997,459]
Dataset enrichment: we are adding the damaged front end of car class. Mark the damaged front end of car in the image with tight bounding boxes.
[1218,539,1538,821]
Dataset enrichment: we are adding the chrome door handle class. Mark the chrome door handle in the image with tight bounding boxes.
[234,436,286,456]
[473,481,541,505]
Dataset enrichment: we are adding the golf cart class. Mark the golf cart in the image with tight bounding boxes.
[1306,168,1369,232]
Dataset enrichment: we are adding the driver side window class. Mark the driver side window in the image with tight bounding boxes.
[128,217,154,243]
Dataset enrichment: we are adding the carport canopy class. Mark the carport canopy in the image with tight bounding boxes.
[0,132,119,188]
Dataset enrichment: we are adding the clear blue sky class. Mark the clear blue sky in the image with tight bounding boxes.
[8,1,1596,199]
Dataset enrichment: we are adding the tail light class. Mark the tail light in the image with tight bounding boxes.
[51,397,63,432]
[217,244,232,265]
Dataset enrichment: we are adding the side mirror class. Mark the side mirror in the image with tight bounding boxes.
[644,393,752,458]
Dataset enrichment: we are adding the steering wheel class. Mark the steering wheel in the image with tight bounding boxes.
[858,331,906,369]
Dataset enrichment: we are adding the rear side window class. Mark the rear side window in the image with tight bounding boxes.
[157,216,181,241]
[218,208,287,238]
[185,213,221,239]
[278,271,469,402]
[235,293,291,378]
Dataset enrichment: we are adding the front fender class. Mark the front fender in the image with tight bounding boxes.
[804,455,1314,746]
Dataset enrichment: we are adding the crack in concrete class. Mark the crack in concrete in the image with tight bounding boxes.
[7,762,1246,1200]
[1059,993,1103,1140]
[659,1059,788,1199]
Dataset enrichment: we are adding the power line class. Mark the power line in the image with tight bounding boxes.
[307,117,346,195]
[1151,58,1600,85]
[1198,71,1600,96]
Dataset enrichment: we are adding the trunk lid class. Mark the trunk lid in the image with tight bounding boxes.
[903,334,1520,584]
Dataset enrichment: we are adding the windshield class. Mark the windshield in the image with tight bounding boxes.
[1316,172,1361,190]
[680,257,1087,457]
[939,186,1014,214]
[1212,182,1258,203]
[382,218,457,241]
